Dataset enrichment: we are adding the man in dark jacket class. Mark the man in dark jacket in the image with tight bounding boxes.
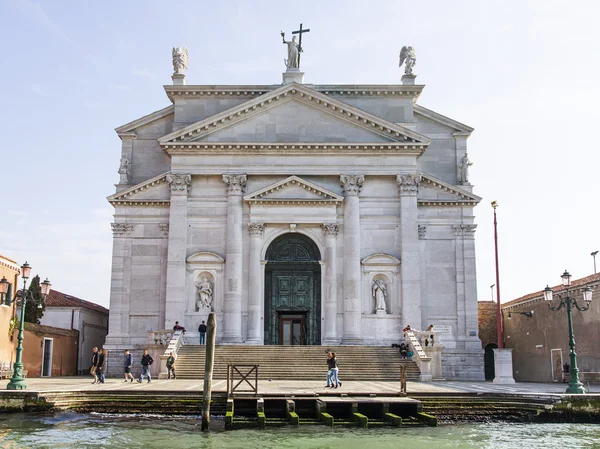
[198,321,207,345]
[137,349,154,383]
[123,349,134,383]
[90,346,99,384]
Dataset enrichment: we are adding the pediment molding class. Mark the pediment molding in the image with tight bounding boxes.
[244,176,343,205]
[186,251,225,265]
[159,83,430,146]
[419,173,481,207]
[414,105,473,134]
[115,105,174,137]
[107,173,169,207]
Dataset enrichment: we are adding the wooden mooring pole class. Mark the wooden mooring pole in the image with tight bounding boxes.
[201,312,216,431]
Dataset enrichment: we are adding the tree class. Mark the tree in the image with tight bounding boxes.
[24,275,45,324]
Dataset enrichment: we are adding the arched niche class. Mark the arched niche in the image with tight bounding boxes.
[186,252,225,318]
[361,253,401,315]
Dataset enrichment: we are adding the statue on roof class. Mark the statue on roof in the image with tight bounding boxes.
[172,47,189,75]
[457,153,473,184]
[281,33,301,70]
[118,157,129,185]
[399,46,416,75]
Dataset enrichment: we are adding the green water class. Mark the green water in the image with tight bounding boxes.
[0,413,598,449]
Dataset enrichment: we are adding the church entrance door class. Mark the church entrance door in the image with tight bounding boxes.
[264,234,321,345]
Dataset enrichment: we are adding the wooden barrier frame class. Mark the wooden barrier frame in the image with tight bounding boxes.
[227,364,259,396]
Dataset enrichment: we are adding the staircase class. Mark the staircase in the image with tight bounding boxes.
[174,345,420,381]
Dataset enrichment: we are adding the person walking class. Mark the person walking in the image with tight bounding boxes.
[123,349,134,383]
[90,346,99,384]
[325,351,334,388]
[328,352,342,389]
[97,348,107,384]
[198,321,207,345]
[137,349,153,383]
[166,351,176,380]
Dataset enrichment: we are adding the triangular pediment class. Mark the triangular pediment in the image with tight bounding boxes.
[159,83,430,146]
[107,173,170,206]
[115,105,174,137]
[244,176,343,204]
[419,174,481,206]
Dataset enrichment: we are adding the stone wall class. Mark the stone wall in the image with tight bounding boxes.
[478,301,498,349]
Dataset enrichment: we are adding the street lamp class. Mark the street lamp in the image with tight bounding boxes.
[0,262,51,390]
[543,270,592,395]
[507,310,534,319]
[491,200,503,348]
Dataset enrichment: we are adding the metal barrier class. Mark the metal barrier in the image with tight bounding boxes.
[227,364,259,396]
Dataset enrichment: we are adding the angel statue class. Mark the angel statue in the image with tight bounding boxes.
[195,278,213,310]
[457,153,473,184]
[172,47,189,75]
[372,279,387,313]
[399,46,416,75]
[281,32,301,70]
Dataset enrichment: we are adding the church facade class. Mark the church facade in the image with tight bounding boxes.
[105,51,484,379]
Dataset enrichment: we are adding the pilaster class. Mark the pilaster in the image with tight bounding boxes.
[340,175,364,344]
[164,173,191,329]
[105,223,135,346]
[222,174,247,343]
[322,223,339,344]
[247,222,264,344]
[397,174,423,330]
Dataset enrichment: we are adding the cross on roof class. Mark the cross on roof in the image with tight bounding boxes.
[292,23,310,67]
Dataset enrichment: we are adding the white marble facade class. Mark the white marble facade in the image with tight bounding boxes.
[105,70,484,379]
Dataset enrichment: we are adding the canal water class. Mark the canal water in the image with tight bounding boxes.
[0,412,598,449]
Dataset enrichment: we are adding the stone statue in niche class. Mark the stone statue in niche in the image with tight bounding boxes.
[457,153,473,184]
[195,278,213,310]
[372,279,387,313]
[118,157,129,184]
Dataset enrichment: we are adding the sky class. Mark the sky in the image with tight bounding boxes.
[1,0,599,308]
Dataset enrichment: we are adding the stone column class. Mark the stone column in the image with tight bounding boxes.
[322,223,339,344]
[105,223,135,346]
[453,225,466,343]
[340,175,364,344]
[164,173,191,329]
[247,222,264,344]
[397,174,423,330]
[222,174,247,343]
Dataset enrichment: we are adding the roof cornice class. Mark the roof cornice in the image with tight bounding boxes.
[420,173,482,202]
[159,82,431,145]
[414,104,473,134]
[107,172,168,204]
[115,105,174,136]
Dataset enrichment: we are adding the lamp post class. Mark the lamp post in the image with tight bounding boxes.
[543,270,593,395]
[0,262,51,390]
[491,201,503,348]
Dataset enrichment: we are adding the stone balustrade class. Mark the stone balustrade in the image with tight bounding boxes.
[147,329,175,346]
[405,330,433,382]
[158,329,185,379]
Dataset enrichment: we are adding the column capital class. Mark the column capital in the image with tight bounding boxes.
[166,173,191,194]
[247,222,265,236]
[222,174,247,195]
[340,175,364,196]
[111,223,135,237]
[322,223,339,237]
[397,173,421,195]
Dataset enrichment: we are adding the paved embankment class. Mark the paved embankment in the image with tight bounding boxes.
[0,378,598,423]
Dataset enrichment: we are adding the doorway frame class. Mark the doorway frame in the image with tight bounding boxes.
[550,348,563,382]
[41,337,53,378]
[279,313,307,345]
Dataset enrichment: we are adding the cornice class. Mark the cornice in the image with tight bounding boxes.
[163,142,426,156]
[414,104,473,134]
[418,200,479,207]
[115,105,174,136]
[420,174,482,202]
[109,200,170,207]
[163,84,424,102]
[159,83,430,145]
[108,173,168,201]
